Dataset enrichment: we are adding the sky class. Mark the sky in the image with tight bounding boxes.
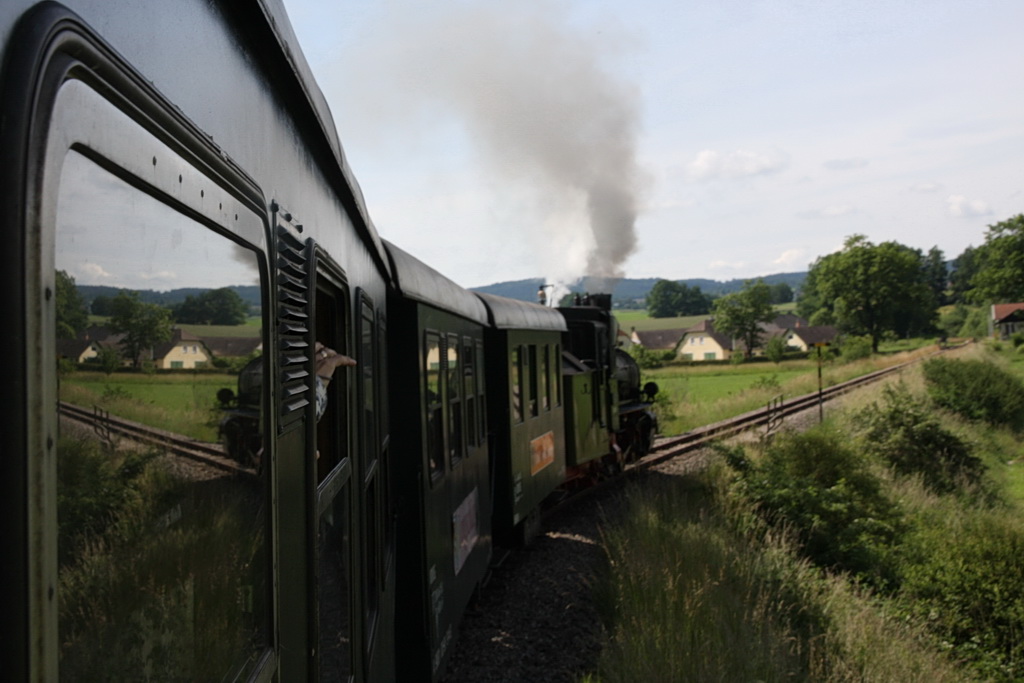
[281,0,1024,290]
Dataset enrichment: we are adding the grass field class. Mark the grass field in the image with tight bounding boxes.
[615,302,798,332]
[60,371,234,441]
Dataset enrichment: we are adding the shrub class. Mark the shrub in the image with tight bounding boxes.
[839,335,872,362]
[899,511,1024,680]
[922,357,1024,431]
[722,428,905,589]
[857,384,985,494]
[1012,332,1024,348]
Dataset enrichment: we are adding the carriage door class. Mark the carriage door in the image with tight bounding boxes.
[312,256,355,681]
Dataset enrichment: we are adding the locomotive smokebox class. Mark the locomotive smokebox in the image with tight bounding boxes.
[589,293,612,310]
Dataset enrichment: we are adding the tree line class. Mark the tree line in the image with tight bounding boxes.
[645,279,793,318]
[641,213,1024,355]
[57,275,251,369]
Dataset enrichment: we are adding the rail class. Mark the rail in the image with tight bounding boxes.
[58,401,255,478]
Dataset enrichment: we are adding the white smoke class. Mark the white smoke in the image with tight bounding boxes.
[336,0,645,295]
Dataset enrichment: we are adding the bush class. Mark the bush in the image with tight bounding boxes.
[922,357,1024,431]
[857,384,985,494]
[839,335,872,362]
[899,511,1024,680]
[722,428,905,589]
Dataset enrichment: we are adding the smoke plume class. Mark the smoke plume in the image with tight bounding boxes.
[339,0,645,294]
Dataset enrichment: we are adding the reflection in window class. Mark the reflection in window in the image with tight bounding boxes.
[463,338,477,449]
[528,345,539,418]
[447,334,462,466]
[511,346,522,424]
[54,151,268,680]
[319,488,352,681]
[425,332,444,480]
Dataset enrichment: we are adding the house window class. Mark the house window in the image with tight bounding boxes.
[704,352,716,361]
[170,361,184,369]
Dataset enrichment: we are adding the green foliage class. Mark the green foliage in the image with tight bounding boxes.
[898,511,1024,680]
[967,213,1024,303]
[56,269,89,340]
[922,357,1024,431]
[96,345,122,375]
[857,384,985,494]
[627,343,662,369]
[108,290,174,369]
[804,235,937,351]
[769,281,793,304]
[712,279,776,359]
[958,306,990,339]
[723,427,905,589]
[645,279,712,318]
[949,245,981,304]
[764,335,787,363]
[173,287,249,325]
[839,334,873,362]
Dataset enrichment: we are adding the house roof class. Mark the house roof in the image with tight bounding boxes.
[993,303,1024,323]
[632,328,686,350]
[152,329,209,359]
[56,338,97,359]
[789,325,839,345]
[681,319,734,351]
[203,336,263,357]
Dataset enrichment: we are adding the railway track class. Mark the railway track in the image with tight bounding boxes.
[58,401,255,478]
[640,350,948,468]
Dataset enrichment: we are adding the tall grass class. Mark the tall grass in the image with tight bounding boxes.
[590,346,1024,682]
[588,475,971,682]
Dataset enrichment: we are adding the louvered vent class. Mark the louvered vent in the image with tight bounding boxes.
[275,220,312,432]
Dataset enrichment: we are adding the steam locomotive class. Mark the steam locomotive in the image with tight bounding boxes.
[0,1,656,681]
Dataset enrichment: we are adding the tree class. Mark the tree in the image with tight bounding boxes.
[174,287,249,325]
[922,246,948,307]
[712,279,776,359]
[108,291,173,369]
[968,214,1024,303]
[805,235,936,352]
[646,279,712,318]
[769,282,794,305]
[55,270,88,340]
[949,245,980,304]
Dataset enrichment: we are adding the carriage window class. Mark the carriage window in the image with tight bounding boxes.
[511,345,523,424]
[425,332,444,480]
[540,345,550,412]
[359,301,380,636]
[447,334,462,466]
[477,342,487,443]
[528,345,539,418]
[553,344,562,407]
[463,337,477,449]
[54,150,268,680]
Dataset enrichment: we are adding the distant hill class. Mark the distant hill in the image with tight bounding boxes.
[76,284,262,308]
[471,273,806,307]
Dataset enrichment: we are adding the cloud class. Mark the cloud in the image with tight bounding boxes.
[79,262,113,281]
[798,205,855,219]
[773,249,806,269]
[823,158,869,171]
[909,182,942,193]
[947,194,992,218]
[686,149,788,181]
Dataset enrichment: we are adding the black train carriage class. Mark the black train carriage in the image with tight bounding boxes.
[1,1,396,680]
[383,241,492,682]
[476,293,568,544]
[559,294,658,484]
